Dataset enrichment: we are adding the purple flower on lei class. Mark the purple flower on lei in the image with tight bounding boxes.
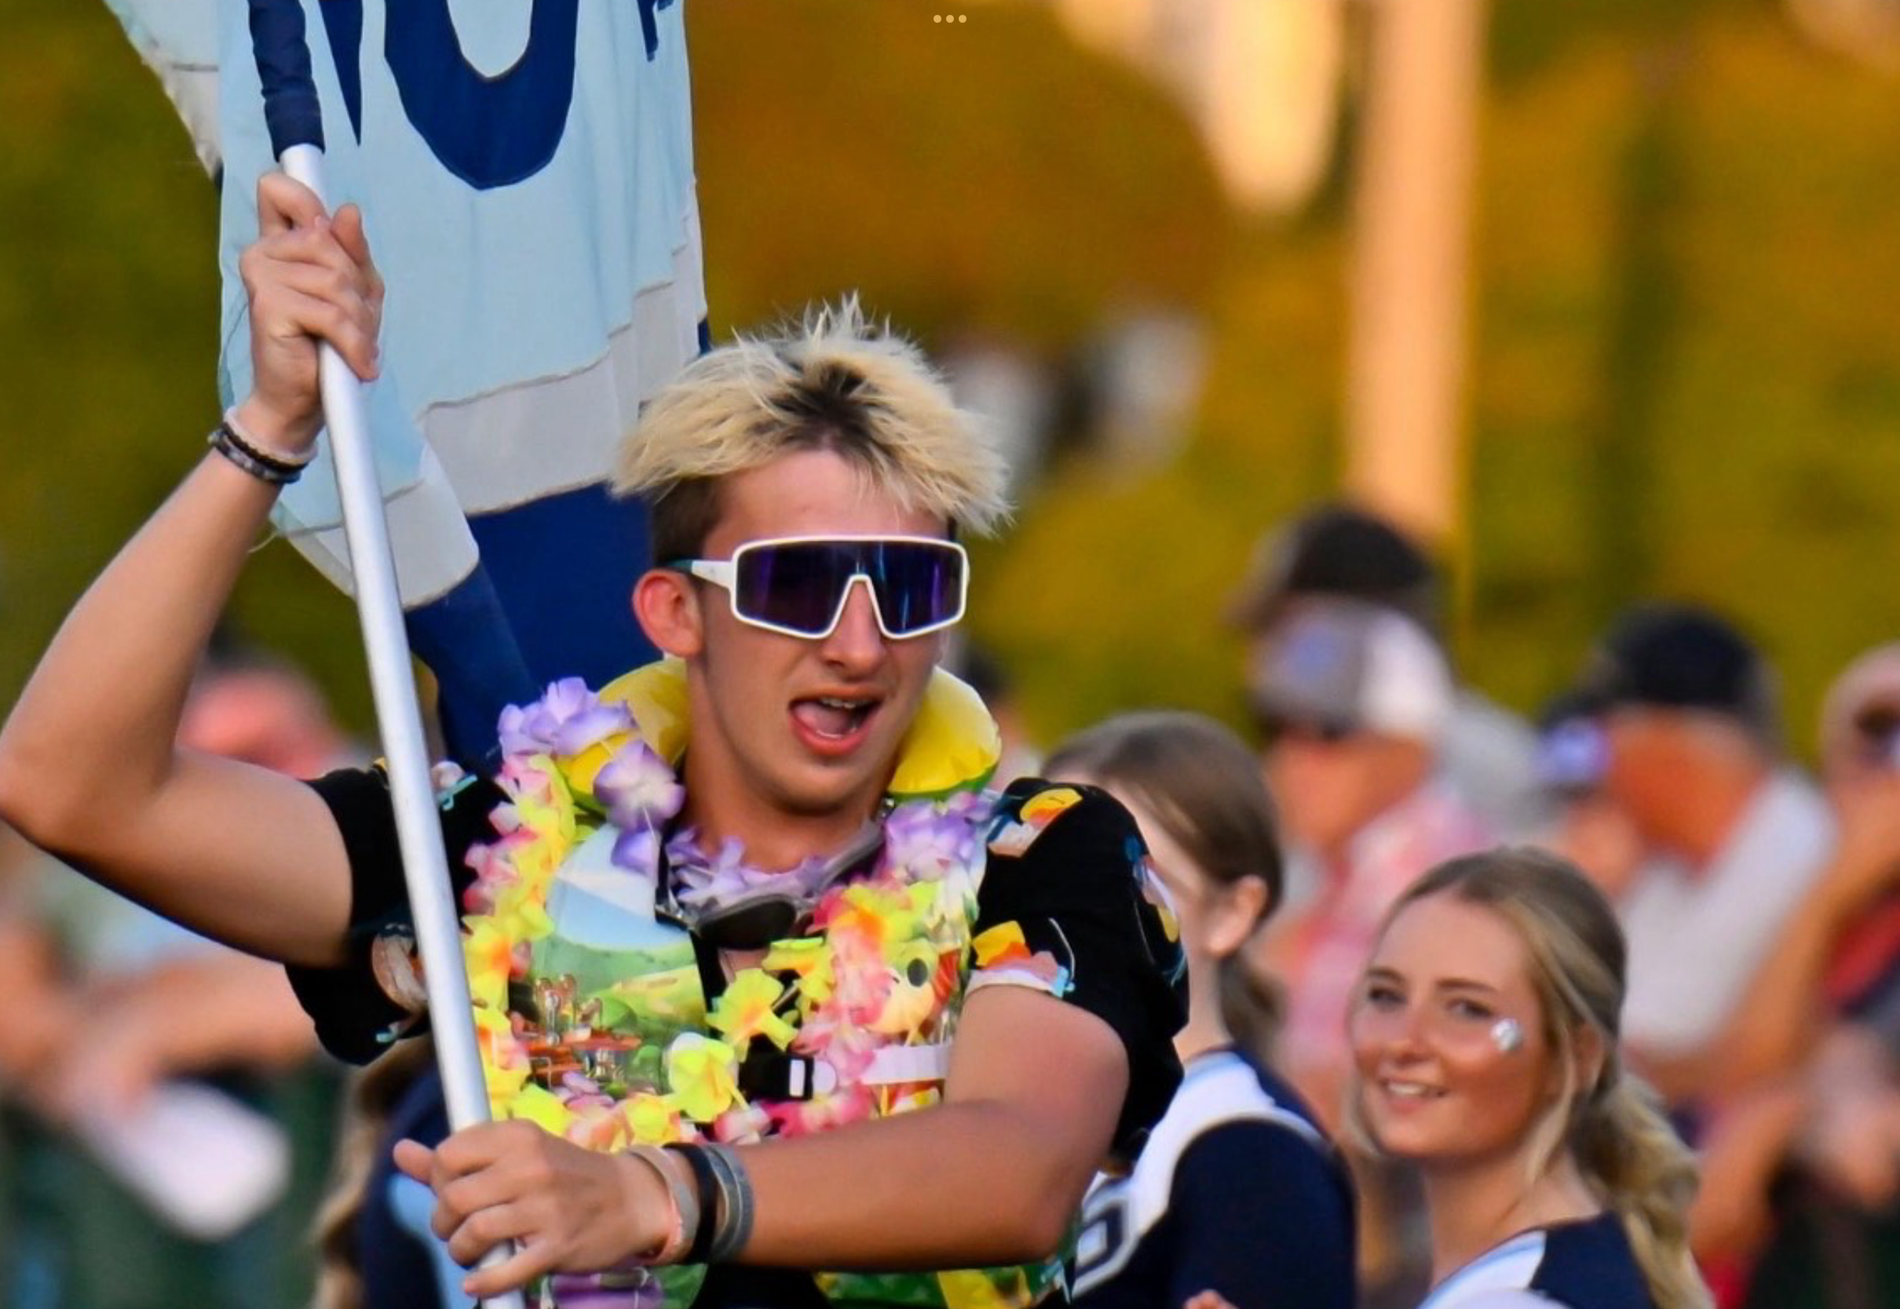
[593,739,685,830]
[593,739,684,880]
[667,831,831,910]
[880,793,990,881]
[498,677,632,759]
[555,1072,617,1112]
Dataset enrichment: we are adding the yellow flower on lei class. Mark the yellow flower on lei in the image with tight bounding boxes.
[826,882,923,956]
[709,971,799,1050]
[507,1082,575,1137]
[493,874,554,941]
[508,759,579,881]
[623,1092,684,1146]
[889,669,1002,798]
[761,938,834,1011]
[936,1267,1033,1309]
[463,917,518,1013]
[665,1033,742,1123]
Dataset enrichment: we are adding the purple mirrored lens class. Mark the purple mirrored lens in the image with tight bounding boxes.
[865,541,964,635]
[733,540,964,636]
[735,542,857,634]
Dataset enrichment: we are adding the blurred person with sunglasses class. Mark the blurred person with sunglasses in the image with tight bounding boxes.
[1227,504,1544,842]
[0,175,1186,1309]
[1244,598,1492,1125]
[1244,599,1490,1309]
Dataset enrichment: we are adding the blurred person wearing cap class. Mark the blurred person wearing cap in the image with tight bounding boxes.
[1571,605,1835,1103]
[1244,598,1490,1308]
[1246,598,1492,1115]
[1229,502,1543,841]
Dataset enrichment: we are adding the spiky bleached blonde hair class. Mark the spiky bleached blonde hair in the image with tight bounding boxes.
[614,299,1011,561]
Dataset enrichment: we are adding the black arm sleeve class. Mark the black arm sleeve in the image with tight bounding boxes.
[1165,1123,1357,1309]
[973,778,1188,1155]
[283,766,504,1064]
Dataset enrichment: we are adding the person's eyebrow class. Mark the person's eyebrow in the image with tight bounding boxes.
[1434,977,1501,995]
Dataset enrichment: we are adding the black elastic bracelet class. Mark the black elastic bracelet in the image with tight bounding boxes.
[208,418,310,485]
[665,1142,721,1265]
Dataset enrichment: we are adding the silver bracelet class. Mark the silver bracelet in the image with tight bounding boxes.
[624,1144,701,1266]
[701,1141,756,1263]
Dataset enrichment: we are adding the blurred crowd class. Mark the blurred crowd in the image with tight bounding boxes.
[991,500,1900,1309]
[1215,504,1900,1309]
[3,501,1898,1309]
[0,640,359,1307]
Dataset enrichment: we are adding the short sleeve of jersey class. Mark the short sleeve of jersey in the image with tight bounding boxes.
[971,778,1187,1155]
[284,766,504,1064]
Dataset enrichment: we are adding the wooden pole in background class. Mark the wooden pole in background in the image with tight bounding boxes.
[1343,0,1487,548]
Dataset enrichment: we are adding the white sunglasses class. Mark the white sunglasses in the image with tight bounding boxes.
[673,535,969,640]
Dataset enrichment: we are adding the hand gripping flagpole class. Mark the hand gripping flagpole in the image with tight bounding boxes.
[247,5,527,1306]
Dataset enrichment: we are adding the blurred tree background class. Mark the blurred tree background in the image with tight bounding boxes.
[1,0,1896,756]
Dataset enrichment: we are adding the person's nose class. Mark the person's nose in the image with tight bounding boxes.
[1385,1003,1434,1062]
[1358,1000,1431,1065]
[819,577,888,675]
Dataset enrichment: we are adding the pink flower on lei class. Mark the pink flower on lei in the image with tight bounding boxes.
[559,1076,633,1151]
[475,1007,532,1111]
[764,1083,875,1137]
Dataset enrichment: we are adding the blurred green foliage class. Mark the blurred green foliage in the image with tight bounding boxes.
[0,0,1896,762]
[0,3,369,722]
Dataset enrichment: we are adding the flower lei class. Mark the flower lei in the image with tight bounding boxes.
[458,668,998,1158]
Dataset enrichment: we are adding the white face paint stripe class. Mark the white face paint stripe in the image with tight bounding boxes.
[1490,1017,1524,1053]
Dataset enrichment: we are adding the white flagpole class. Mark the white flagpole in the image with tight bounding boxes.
[280,141,529,1309]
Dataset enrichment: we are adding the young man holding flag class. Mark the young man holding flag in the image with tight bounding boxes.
[0,175,1184,1307]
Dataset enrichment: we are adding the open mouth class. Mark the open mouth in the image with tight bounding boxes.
[790,694,882,747]
[1379,1078,1445,1101]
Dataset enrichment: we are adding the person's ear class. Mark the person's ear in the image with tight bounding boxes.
[1205,874,1271,958]
[634,568,704,658]
[1572,1022,1608,1095]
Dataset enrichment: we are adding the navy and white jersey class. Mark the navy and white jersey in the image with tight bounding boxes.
[1071,1047,1355,1309]
[1417,1213,1656,1309]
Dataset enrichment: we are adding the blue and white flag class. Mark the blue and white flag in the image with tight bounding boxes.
[107,0,705,759]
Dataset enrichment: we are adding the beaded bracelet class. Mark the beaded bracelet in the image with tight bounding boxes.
[206,409,314,485]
